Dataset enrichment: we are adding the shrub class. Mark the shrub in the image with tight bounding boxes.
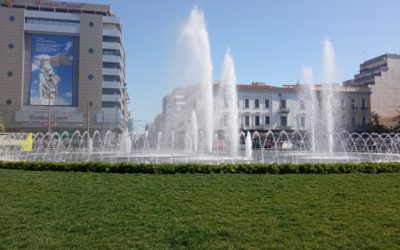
[0,161,400,175]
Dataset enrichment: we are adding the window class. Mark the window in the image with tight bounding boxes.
[102,88,120,95]
[351,98,356,110]
[265,99,269,109]
[103,36,121,43]
[89,21,95,28]
[352,116,356,126]
[103,49,121,56]
[6,99,12,105]
[245,116,250,126]
[88,74,94,80]
[255,116,260,126]
[254,99,259,109]
[103,62,121,69]
[244,99,249,109]
[300,100,305,110]
[26,18,80,28]
[88,48,94,54]
[280,99,287,109]
[362,116,367,126]
[361,98,366,110]
[7,71,13,77]
[301,117,306,129]
[281,116,288,127]
[265,116,270,125]
[8,43,14,49]
[102,101,120,108]
[103,75,121,82]
[9,16,15,22]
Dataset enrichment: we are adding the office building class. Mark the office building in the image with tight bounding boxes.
[0,0,129,133]
[344,54,400,128]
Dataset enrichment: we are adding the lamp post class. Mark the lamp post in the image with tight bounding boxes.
[48,94,51,134]
[87,101,93,135]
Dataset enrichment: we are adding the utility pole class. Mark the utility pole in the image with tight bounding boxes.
[87,101,92,135]
[102,109,105,136]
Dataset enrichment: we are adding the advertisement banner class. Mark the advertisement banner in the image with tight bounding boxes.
[30,34,74,106]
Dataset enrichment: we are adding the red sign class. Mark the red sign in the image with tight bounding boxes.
[33,0,85,9]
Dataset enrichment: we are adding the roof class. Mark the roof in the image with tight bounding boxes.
[236,84,298,92]
[214,82,299,92]
[362,53,400,66]
[4,0,111,14]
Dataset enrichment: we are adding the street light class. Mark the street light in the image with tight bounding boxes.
[48,94,51,134]
[87,101,93,135]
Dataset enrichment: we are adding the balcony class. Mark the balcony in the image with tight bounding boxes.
[102,81,121,89]
[102,68,121,76]
[278,126,294,131]
[280,107,290,113]
[102,94,121,102]
[103,16,121,25]
[102,29,122,38]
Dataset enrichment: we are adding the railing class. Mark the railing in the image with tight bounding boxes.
[280,107,290,113]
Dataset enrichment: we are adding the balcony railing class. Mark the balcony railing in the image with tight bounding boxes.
[280,107,290,113]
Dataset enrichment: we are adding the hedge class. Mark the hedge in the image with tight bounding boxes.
[1,161,400,174]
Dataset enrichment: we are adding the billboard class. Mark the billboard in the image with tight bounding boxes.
[30,34,75,106]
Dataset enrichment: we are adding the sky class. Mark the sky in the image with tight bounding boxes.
[61,0,400,130]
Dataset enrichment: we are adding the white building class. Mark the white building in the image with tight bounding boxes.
[155,82,371,139]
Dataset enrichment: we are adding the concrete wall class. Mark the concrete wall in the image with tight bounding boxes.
[370,58,400,128]
[0,7,25,129]
[78,14,103,131]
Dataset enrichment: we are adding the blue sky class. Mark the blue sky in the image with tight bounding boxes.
[62,0,400,130]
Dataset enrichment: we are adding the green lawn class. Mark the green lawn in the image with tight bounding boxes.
[0,170,399,249]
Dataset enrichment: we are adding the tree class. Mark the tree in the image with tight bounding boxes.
[367,112,390,133]
[392,110,400,131]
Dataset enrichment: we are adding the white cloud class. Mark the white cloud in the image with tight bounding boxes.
[65,92,73,97]
[55,97,70,106]
[65,41,72,53]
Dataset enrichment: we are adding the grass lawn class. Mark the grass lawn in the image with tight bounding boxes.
[0,169,399,249]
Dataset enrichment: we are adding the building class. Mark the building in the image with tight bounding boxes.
[154,82,371,141]
[236,82,371,132]
[344,54,400,128]
[0,0,129,133]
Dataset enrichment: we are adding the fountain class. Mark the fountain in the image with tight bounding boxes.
[219,48,239,157]
[178,6,213,153]
[190,111,198,152]
[301,65,317,153]
[245,131,252,160]
[0,8,400,165]
[0,128,400,164]
[321,36,338,155]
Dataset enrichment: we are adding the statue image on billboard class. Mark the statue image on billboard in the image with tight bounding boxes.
[30,34,75,106]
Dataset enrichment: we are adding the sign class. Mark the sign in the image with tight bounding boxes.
[33,0,85,9]
[30,34,75,106]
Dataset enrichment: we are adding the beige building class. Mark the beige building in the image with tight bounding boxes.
[344,54,400,128]
[154,82,371,136]
[0,0,129,133]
